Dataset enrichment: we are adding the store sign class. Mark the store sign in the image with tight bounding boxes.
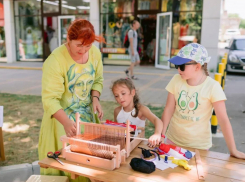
[108,54,130,60]
[101,48,126,54]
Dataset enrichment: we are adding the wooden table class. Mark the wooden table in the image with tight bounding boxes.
[39,141,245,182]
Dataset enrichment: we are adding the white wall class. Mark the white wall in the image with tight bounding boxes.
[201,0,222,71]
[4,0,16,63]
[90,0,100,48]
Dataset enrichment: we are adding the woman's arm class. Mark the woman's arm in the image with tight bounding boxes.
[53,109,76,137]
[141,105,163,146]
[42,55,76,137]
[213,101,245,159]
[161,92,176,135]
[91,48,104,120]
[91,90,103,120]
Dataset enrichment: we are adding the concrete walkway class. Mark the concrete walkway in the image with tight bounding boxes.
[0,62,177,106]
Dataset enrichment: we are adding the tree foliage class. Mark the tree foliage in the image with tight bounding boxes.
[239,19,245,29]
[228,13,240,18]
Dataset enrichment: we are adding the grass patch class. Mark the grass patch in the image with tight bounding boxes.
[0,93,163,166]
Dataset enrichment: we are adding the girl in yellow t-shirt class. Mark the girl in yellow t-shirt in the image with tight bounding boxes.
[161,43,245,159]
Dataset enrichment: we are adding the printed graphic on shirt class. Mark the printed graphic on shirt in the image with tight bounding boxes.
[178,91,199,114]
[64,63,95,123]
[188,92,199,113]
[178,90,188,111]
[176,112,200,122]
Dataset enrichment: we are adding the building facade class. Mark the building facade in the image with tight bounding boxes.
[2,0,221,70]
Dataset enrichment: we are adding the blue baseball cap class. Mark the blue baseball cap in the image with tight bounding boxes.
[169,43,211,65]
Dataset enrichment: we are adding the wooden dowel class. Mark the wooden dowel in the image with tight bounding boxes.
[130,136,149,141]
[0,127,5,161]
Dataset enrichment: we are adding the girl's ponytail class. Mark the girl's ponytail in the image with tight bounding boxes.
[202,63,209,76]
[132,91,140,117]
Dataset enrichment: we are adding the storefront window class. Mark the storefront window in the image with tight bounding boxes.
[101,0,134,14]
[14,0,41,16]
[62,0,90,15]
[0,0,6,60]
[101,14,134,48]
[75,15,89,20]
[0,27,5,59]
[42,0,59,14]
[161,0,173,12]
[138,0,159,10]
[171,12,202,56]
[100,0,135,65]
[15,16,42,60]
[13,0,90,62]
[172,0,203,12]
[100,0,203,66]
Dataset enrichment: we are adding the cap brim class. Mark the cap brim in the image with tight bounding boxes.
[168,56,192,65]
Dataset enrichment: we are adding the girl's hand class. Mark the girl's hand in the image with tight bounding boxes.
[230,150,245,160]
[63,119,76,137]
[147,133,161,148]
[92,97,103,120]
[160,136,165,144]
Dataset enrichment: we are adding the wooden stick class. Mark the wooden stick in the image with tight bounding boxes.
[0,127,5,161]
[195,149,205,181]
[79,121,134,131]
[75,113,80,136]
[125,120,130,158]
[130,136,148,141]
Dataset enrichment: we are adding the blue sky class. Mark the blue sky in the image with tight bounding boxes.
[225,0,245,19]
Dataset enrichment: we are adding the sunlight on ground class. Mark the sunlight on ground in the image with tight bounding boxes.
[20,137,31,142]
[29,120,38,127]
[14,119,21,123]
[3,122,29,133]
[30,145,38,150]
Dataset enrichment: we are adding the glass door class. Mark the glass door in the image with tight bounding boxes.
[137,14,157,65]
[43,16,58,59]
[58,16,75,46]
[155,12,172,69]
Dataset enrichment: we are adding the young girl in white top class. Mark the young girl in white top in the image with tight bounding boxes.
[111,78,163,147]
[162,43,245,159]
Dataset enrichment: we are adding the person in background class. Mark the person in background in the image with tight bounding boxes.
[125,20,141,80]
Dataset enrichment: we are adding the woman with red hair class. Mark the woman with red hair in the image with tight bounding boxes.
[39,19,104,181]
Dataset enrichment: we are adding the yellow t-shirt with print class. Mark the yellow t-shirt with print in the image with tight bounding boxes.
[166,74,226,150]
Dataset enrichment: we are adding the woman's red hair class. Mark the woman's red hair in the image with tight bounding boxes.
[67,19,105,45]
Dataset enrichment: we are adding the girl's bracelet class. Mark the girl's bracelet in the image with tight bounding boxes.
[92,96,100,101]
[161,134,165,138]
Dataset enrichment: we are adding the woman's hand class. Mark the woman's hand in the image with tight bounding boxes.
[92,97,103,120]
[147,133,161,148]
[63,119,76,137]
[230,149,245,160]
